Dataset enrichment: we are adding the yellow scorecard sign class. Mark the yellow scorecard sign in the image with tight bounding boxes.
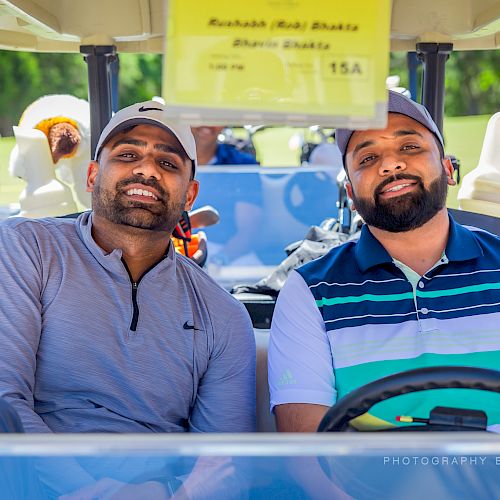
[163,0,391,127]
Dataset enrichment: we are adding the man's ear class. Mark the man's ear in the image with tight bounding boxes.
[184,179,199,211]
[443,156,457,186]
[345,182,357,211]
[86,161,99,192]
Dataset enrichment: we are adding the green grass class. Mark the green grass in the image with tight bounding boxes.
[442,115,490,208]
[253,127,303,166]
[0,114,491,208]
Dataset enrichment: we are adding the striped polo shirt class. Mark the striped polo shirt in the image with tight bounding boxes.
[297,216,500,428]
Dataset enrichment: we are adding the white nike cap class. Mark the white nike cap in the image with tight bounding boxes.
[94,100,197,175]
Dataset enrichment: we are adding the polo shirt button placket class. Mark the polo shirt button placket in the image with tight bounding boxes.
[416,281,426,331]
[418,306,439,333]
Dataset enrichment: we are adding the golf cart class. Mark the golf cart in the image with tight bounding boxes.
[0,1,500,498]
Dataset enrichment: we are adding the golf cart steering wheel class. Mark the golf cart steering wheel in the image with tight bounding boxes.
[318,366,500,432]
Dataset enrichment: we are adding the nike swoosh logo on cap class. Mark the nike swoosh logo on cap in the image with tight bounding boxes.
[138,106,163,112]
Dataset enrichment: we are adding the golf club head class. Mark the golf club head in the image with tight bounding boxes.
[189,205,220,229]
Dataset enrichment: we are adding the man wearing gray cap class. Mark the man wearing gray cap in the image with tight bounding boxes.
[269,90,500,433]
[0,101,255,494]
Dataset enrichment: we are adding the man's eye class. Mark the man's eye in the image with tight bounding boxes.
[118,152,137,160]
[359,154,376,165]
[159,159,179,170]
[401,144,419,151]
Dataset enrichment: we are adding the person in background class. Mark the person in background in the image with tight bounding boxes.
[191,126,259,166]
[192,126,263,265]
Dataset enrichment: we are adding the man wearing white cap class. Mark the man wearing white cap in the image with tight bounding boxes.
[269,90,500,435]
[0,101,255,495]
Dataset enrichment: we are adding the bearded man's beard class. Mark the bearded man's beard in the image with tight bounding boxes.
[351,170,449,233]
[92,175,186,234]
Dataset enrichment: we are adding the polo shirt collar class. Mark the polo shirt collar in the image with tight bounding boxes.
[445,213,484,262]
[354,213,483,273]
[355,224,393,273]
[76,211,175,280]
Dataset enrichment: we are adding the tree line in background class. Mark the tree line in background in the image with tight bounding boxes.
[390,51,500,117]
[0,51,162,136]
[0,49,498,136]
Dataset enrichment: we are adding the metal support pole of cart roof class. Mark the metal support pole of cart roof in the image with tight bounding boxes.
[416,43,453,137]
[110,57,120,114]
[406,51,421,104]
[80,45,118,158]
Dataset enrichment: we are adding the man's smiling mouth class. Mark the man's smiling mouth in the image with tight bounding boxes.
[125,188,159,200]
[376,177,421,199]
[383,183,414,193]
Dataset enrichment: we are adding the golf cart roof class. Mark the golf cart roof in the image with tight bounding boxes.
[0,0,499,53]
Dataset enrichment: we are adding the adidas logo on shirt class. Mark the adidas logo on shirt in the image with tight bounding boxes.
[278,369,297,386]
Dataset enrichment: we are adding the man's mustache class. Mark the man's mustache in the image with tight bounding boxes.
[375,174,423,197]
[115,176,167,201]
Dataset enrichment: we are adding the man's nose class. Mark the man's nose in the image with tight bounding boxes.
[132,155,161,179]
[379,155,407,176]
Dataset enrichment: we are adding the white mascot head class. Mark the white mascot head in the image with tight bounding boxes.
[9,94,91,218]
